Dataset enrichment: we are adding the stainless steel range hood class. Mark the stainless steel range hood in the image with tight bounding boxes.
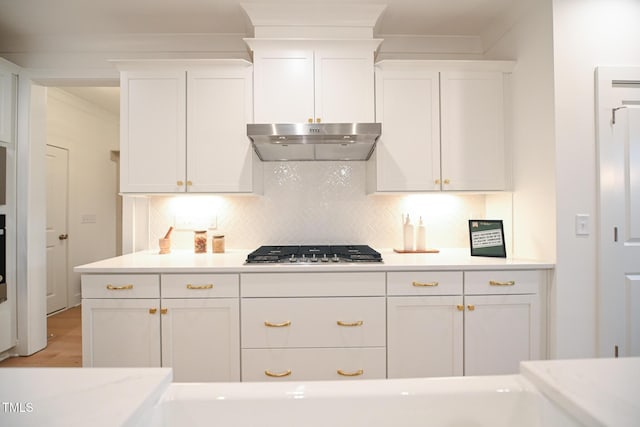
[247,123,381,161]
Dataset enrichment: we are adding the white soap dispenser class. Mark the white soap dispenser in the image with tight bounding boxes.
[403,214,415,252]
[416,216,426,251]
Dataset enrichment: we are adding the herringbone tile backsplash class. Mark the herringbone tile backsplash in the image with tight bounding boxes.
[148,162,493,251]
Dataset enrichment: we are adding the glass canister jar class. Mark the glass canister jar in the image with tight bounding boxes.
[194,230,207,253]
[212,235,225,253]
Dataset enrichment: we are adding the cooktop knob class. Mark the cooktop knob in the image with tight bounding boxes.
[331,254,340,262]
[321,254,329,262]
[289,254,297,263]
[311,254,319,262]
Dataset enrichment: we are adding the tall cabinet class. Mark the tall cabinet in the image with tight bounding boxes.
[118,60,261,194]
[368,61,514,193]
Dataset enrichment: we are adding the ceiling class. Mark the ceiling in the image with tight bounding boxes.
[0,0,514,40]
[0,0,515,114]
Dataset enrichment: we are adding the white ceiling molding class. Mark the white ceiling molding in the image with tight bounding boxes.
[241,2,387,39]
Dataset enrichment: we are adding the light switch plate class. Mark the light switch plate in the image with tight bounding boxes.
[575,214,590,236]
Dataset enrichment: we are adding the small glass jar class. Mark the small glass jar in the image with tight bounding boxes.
[194,230,207,253]
[212,235,225,253]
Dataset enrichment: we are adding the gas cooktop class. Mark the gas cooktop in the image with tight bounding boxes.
[245,245,383,264]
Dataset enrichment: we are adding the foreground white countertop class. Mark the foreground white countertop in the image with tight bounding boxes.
[0,368,172,427]
[74,248,553,273]
[1,359,637,426]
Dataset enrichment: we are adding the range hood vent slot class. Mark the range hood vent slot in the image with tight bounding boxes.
[247,123,381,161]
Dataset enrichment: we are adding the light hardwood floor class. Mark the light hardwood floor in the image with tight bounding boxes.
[0,305,82,367]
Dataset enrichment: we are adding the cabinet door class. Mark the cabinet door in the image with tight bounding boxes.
[120,70,186,193]
[0,65,16,144]
[314,49,375,123]
[253,49,314,123]
[464,294,539,376]
[387,296,463,378]
[372,67,440,192]
[82,298,161,368]
[161,298,240,382]
[440,71,505,191]
[187,67,255,192]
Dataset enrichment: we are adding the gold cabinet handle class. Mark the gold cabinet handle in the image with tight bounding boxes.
[308,118,313,123]
[456,305,464,311]
[264,320,291,327]
[160,308,168,315]
[316,118,321,123]
[106,284,133,290]
[177,180,184,186]
[444,179,450,184]
[337,320,363,327]
[467,304,475,311]
[337,369,364,377]
[149,308,157,314]
[412,281,439,287]
[58,234,69,240]
[186,284,214,290]
[265,369,292,378]
[489,280,515,286]
[186,180,193,186]
[435,179,441,185]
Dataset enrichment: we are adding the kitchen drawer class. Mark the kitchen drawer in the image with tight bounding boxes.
[161,273,239,298]
[81,274,159,299]
[242,297,386,348]
[241,347,386,381]
[464,270,541,295]
[241,272,385,297]
[387,271,462,296]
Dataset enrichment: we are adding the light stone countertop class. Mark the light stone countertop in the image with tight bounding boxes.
[0,368,172,427]
[74,248,554,274]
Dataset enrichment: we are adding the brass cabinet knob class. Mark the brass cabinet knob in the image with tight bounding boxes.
[308,118,313,123]
[160,308,168,315]
[444,179,450,185]
[58,234,69,240]
[316,118,321,123]
[149,308,157,314]
[435,179,441,185]
[186,180,193,186]
[177,180,184,186]
[456,305,464,311]
[467,304,475,311]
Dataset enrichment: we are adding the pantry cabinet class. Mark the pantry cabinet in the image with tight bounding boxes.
[119,60,261,194]
[368,61,514,193]
[249,40,380,124]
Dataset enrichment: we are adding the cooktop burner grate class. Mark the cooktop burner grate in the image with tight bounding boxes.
[245,245,383,264]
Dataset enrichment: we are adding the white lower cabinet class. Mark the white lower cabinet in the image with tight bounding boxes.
[81,273,240,382]
[240,272,386,381]
[387,296,463,378]
[386,269,545,378]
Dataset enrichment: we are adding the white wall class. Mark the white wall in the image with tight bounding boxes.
[551,0,640,358]
[46,88,119,307]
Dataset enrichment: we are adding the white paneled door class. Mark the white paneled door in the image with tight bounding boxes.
[46,145,68,314]
[596,67,640,357]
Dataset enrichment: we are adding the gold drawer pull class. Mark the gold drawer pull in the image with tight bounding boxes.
[337,369,364,377]
[264,320,291,328]
[467,304,475,311]
[265,369,292,378]
[177,180,184,186]
[160,308,168,315]
[412,281,439,287]
[186,284,213,290]
[489,280,515,286]
[149,308,157,314]
[456,305,464,311]
[106,284,133,290]
[337,320,363,327]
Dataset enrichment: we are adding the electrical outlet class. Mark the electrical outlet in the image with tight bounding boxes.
[174,215,217,230]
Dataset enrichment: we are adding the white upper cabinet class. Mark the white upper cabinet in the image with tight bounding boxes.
[119,61,261,194]
[368,61,513,193]
[250,40,378,124]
